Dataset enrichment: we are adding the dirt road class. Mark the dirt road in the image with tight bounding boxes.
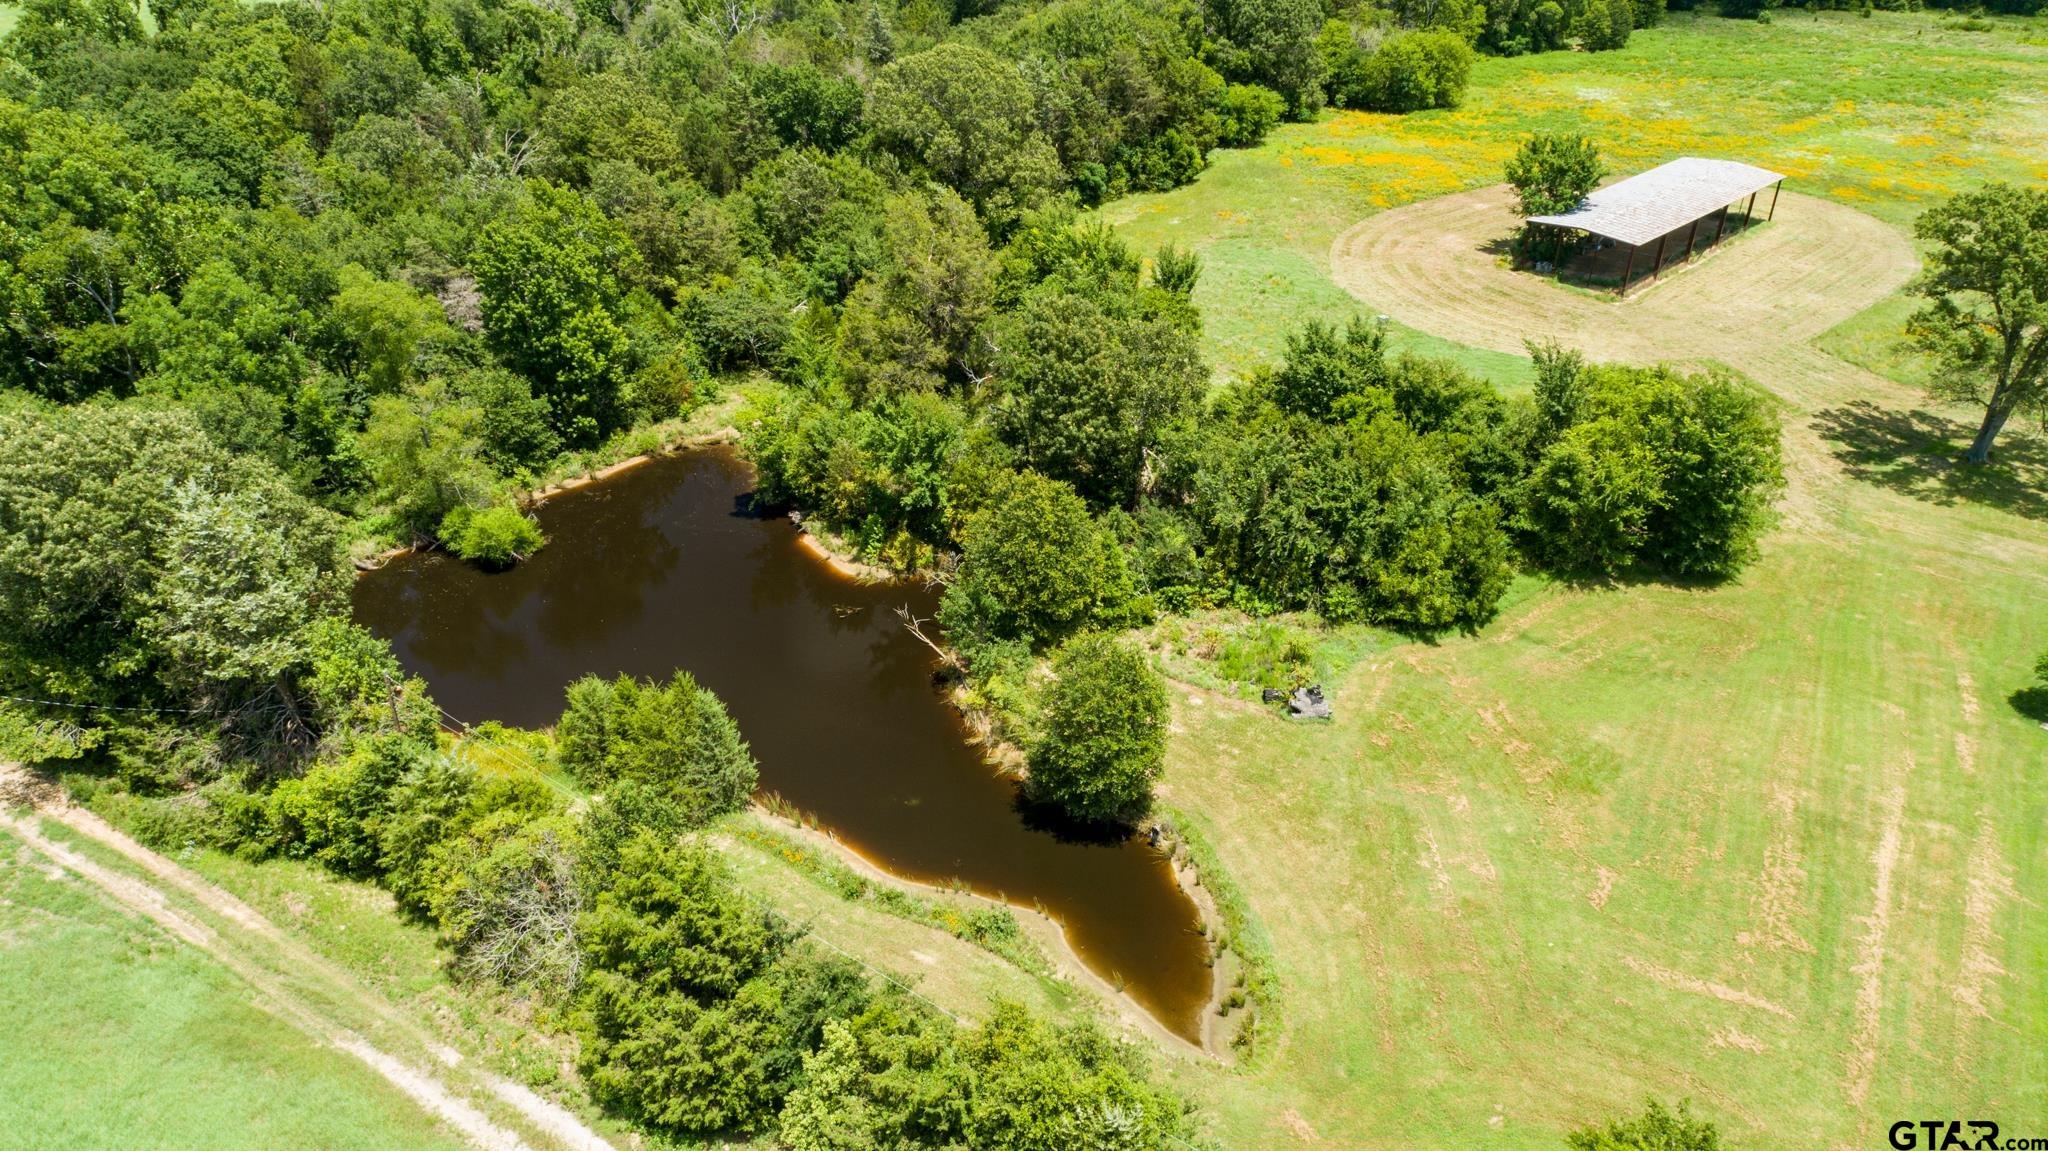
[0,766,615,1151]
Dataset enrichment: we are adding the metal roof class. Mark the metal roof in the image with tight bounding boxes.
[1526,157,1785,247]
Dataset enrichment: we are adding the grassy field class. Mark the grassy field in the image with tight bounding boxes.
[8,11,2045,1151]
[0,826,468,1151]
[1104,10,2048,383]
[1106,10,2048,1150]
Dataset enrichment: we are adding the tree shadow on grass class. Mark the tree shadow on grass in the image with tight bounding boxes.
[1810,400,2048,521]
[2009,686,2048,725]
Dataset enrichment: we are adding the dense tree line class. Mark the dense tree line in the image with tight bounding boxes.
[0,0,1804,1137]
[0,0,1314,574]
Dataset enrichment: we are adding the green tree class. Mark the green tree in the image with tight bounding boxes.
[555,671,758,825]
[472,180,640,446]
[991,286,1207,510]
[958,1003,1194,1151]
[360,379,494,541]
[1504,132,1605,217]
[330,264,448,396]
[1028,634,1168,825]
[865,43,1064,230]
[1568,1099,1722,1151]
[147,470,350,698]
[1517,363,1782,579]
[1329,31,1476,113]
[836,188,999,398]
[1203,0,1328,117]
[1907,182,2048,463]
[0,403,345,705]
[1570,0,1634,50]
[938,470,1137,650]
[574,832,794,1134]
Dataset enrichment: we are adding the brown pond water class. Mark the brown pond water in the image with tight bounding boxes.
[352,446,1211,1041]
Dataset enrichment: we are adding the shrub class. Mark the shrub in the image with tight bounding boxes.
[378,754,561,914]
[433,809,585,993]
[555,671,758,825]
[574,832,795,1134]
[938,470,1139,651]
[1213,83,1285,147]
[1569,1099,1723,1151]
[265,734,420,875]
[1517,364,1783,580]
[439,504,546,569]
[1027,634,1169,825]
[1353,31,1475,112]
[957,1003,1194,1150]
[1157,338,1516,632]
[1505,132,1605,218]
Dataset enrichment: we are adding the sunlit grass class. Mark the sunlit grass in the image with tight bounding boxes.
[1104,9,2048,381]
[0,827,468,1151]
[1098,11,2048,1149]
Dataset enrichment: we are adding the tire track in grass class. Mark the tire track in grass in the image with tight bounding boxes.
[1,765,615,1151]
[1844,764,1909,1108]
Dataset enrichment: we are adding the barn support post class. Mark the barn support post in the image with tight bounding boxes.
[1684,215,1703,263]
[1767,180,1782,221]
[1619,244,1637,297]
[1741,191,1758,232]
[1712,204,1730,246]
[1650,231,1670,283]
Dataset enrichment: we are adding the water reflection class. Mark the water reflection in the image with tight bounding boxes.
[353,446,1211,1041]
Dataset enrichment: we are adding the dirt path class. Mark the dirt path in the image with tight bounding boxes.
[1330,185,1916,368]
[0,766,615,1151]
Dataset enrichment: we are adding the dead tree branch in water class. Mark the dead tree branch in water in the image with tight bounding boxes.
[895,605,962,672]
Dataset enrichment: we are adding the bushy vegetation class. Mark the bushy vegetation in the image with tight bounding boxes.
[1568,1099,1723,1151]
[1028,634,1170,824]
[556,670,758,824]
[1517,345,1784,580]
[1322,26,1476,112]
[438,503,544,568]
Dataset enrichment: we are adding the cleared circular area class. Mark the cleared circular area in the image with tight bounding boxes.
[1330,185,1918,368]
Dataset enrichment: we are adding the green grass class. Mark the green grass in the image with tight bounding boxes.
[717,816,1088,1026]
[1103,9,2048,381]
[0,827,467,1151]
[1162,494,2048,1146]
[1096,10,2048,1149]
[1816,292,1939,391]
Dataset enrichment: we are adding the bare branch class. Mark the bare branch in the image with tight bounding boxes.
[895,605,962,671]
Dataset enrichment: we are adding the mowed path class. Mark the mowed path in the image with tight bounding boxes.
[1330,185,1917,374]
[0,766,616,1151]
[1330,184,1981,547]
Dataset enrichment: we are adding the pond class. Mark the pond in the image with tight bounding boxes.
[352,445,1212,1043]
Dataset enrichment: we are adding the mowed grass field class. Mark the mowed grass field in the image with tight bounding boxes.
[1113,11,2048,1151]
[0,826,466,1151]
[1104,10,2048,383]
